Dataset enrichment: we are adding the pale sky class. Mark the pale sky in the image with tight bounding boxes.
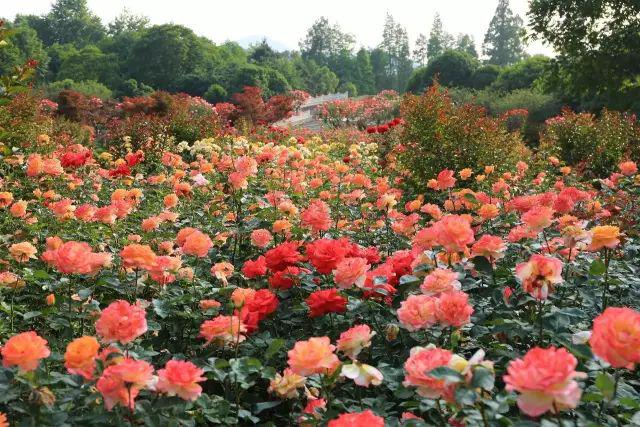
[4,0,553,56]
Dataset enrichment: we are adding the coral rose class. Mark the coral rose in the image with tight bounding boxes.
[250,229,273,248]
[589,307,640,369]
[397,294,438,331]
[120,244,157,270]
[43,241,111,275]
[504,346,584,417]
[95,300,147,344]
[436,291,474,328]
[328,410,384,427]
[180,229,212,257]
[333,257,370,289]
[301,199,332,232]
[200,315,246,346]
[96,358,154,410]
[156,359,206,401]
[433,215,475,252]
[403,346,454,398]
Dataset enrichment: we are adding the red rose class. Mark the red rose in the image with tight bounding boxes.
[306,289,347,318]
[264,242,304,272]
[242,256,267,278]
[306,238,351,274]
[269,266,305,290]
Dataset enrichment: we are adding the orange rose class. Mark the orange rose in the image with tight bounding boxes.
[1,331,50,371]
[589,225,620,251]
[65,336,100,379]
[120,244,157,270]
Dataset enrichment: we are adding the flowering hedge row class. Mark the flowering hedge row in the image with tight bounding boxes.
[0,87,639,426]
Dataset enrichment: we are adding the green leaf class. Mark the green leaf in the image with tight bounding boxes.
[427,366,463,383]
[454,387,477,405]
[590,259,606,276]
[152,299,169,319]
[264,338,285,361]
[595,372,615,400]
[399,274,421,286]
[471,367,495,390]
[22,311,41,320]
[253,401,281,414]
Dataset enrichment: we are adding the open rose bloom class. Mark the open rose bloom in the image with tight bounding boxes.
[504,347,585,417]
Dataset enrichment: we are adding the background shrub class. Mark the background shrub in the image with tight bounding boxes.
[399,84,528,187]
[539,108,640,176]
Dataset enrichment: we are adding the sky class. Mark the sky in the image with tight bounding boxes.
[4,0,553,56]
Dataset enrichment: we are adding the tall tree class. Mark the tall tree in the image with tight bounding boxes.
[413,33,428,66]
[456,34,478,58]
[483,0,525,66]
[380,13,413,92]
[299,17,354,67]
[354,48,375,95]
[426,13,454,62]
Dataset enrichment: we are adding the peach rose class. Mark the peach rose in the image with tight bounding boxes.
[287,337,340,376]
[420,269,461,296]
[336,324,375,360]
[9,242,38,263]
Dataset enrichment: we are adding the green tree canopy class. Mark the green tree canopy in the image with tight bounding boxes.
[407,50,478,93]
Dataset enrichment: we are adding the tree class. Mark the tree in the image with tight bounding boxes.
[492,55,550,91]
[108,8,149,36]
[299,17,354,66]
[57,45,118,87]
[483,0,525,66]
[427,13,454,62]
[413,33,429,66]
[353,48,375,95]
[470,64,501,89]
[407,50,478,93]
[127,24,205,91]
[249,39,278,64]
[456,34,478,58]
[41,0,105,46]
[380,14,413,92]
[528,0,640,110]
